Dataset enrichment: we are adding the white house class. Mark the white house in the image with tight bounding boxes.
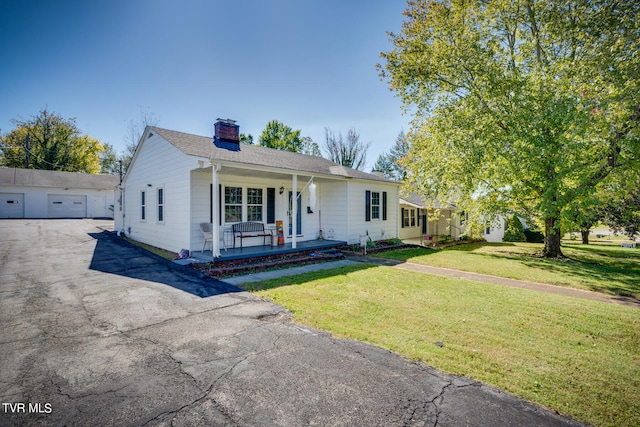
[482,214,528,242]
[0,167,118,219]
[399,192,466,243]
[115,119,400,256]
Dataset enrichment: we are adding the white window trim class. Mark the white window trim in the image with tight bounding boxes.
[246,187,264,223]
[224,186,243,224]
[404,208,417,228]
[157,186,165,224]
[140,190,146,222]
[371,191,381,220]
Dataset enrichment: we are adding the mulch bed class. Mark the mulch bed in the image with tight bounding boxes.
[190,239,456,279]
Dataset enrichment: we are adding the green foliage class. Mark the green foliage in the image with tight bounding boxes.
[0,108,104,173]
[301,136,322,157]
[259,120,303,152]
[524,228,545,243]
[100,143,119,175]
[601,187,640,239]
[375,131,409,180]
[378,0,640,257]
[503,214,526,242]
[239,133,254,144]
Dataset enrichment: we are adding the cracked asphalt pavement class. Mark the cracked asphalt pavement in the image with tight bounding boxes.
[0,219,586,426]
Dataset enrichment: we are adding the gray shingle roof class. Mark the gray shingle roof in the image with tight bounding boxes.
[0,168,119,190]
[400,192,456,209]
[151,127,396,183]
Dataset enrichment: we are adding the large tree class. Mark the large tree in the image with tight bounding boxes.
[323,128,370,171]
[374,131,409,180]
[0,108,104,173]
[100,142,120,175]
[120,106,160,173]
[379,0,640,257]
[259,120,303,152]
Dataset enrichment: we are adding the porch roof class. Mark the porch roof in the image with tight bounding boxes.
[151,127,398,184]
[400,192,457,210]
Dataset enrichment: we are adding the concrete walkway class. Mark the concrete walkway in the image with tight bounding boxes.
[343,255,640,308]
[220,253,640,309]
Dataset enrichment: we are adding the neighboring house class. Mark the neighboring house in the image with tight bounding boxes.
[482,214,528,242]
[115,119,400,255]
[399,192,466,242]
[0,167,118,219]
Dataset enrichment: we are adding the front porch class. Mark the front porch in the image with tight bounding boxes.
[188,238,347,262]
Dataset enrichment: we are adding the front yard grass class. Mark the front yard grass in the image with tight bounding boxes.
[244,264,640,427]
[373,242,640,298]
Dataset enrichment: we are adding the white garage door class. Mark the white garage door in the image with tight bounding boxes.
[48,194,87,218]
[0,193,25,218]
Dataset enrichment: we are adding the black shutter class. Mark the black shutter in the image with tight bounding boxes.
[401,208,405,228]
[382,191,387,221]
[210,184,223,225]
[218,184,222,226]
[365,190,371,222]
[267,187,275,224]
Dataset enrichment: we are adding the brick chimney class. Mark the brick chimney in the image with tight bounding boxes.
[214,118,240,151]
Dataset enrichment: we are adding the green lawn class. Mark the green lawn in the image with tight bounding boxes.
[245,263,640,427]
[372,242,640,298]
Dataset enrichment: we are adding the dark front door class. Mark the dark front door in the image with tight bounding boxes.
[288,191,302,236]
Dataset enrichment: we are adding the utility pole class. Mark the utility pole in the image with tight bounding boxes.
[25,135,29,169]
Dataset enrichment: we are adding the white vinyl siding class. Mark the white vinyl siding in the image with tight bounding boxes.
[119,130,192,252]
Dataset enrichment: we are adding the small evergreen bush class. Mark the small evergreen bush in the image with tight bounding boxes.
[503,214,527,242]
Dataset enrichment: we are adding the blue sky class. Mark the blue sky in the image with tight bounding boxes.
[0,0,410,171]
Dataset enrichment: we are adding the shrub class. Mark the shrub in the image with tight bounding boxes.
[503,214,527,242]
[524,228,545,243]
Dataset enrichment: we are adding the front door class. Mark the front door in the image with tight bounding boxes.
[288,191,302,236]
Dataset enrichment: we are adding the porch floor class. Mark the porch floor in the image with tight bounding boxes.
[188,239,347,263]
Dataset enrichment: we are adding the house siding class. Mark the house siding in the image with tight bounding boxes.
[119,132,195,253]
[118,127,402,253]
[319,181,348,242]
[190,171,330,251]
[345,181,398,244]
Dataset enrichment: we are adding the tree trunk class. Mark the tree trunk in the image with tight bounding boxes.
[543,216,564,257]
[581,230,590,245]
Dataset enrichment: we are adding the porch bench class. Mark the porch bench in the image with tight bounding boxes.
[232,222,272,249]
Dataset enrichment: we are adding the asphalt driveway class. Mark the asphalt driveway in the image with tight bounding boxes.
[0,219,585,426]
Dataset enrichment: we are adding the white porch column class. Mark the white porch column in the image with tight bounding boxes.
[211,163,221,257]
[292,173,297,249]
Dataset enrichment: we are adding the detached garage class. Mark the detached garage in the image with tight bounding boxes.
[0,168,119,219]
